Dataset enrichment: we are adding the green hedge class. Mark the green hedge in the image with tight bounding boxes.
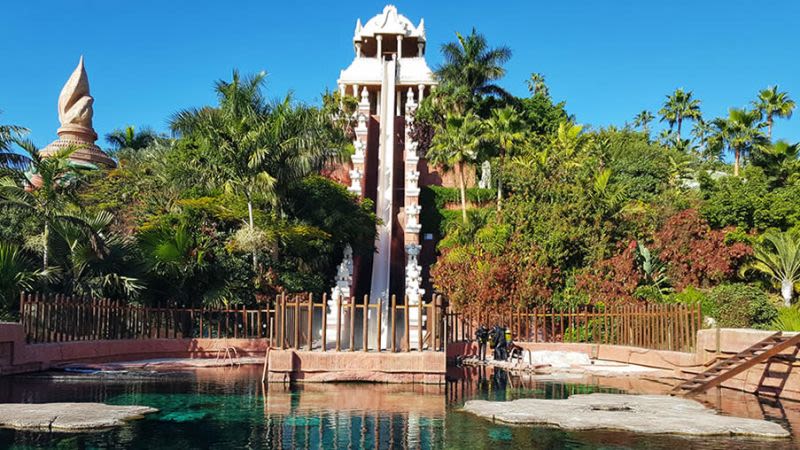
[420,186,495,237]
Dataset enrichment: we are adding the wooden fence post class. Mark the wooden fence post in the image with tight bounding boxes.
[307,293,313,351]
[391,295,396,353]
[321,293,327,352]
[376,297,382,352]
[349,297,356,352]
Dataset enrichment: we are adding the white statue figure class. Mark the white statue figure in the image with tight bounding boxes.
[352,140,366,164]
[356,113,368,131]
[405,204,422,233]
[348,169,362,194]
[479,160,492,189]
[327,245,354,347]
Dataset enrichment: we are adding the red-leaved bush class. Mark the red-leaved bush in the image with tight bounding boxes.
[430,243,559,315]
[652,209,751,291]
[574,240,642,305]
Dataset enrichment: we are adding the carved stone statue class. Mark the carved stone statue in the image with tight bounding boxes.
[478,160,492,189]
[41,57,115,168]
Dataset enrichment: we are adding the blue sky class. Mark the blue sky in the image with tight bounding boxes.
[2,1,798,148]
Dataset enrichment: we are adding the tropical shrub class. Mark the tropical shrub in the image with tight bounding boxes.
[705,283,778,328]
[653,209,751,291]
[771,306,800,332]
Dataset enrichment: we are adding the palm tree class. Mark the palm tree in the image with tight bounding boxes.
[170,71,335,270]
[754,140,800,186]
[0,243,58,315]
[658,88,702,139]
[436,28,512,110]
[633,110,654,135]
[691,119,716,159]
[0,113,29,169]
[485,107,524,211]
[740,229,800,307]
[52,210,141,300]
[0,139,99,268]
[713,108,766,176]
[753,86,795,140]
[427,113,483,222]
[105,125,158,157]
[526,72,549,98]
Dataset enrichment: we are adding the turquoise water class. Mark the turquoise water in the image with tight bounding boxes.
[0,366,793,449]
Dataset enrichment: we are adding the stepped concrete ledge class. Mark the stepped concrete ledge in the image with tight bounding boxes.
[463,393,789,438]
[0,403,158,431]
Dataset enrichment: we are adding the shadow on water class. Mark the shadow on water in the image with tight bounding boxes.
[0,364,795,449]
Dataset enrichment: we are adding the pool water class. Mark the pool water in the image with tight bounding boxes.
[0,365,794,449]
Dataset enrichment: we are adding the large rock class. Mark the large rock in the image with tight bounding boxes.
[463,393,789,438]
[0,403,157,431]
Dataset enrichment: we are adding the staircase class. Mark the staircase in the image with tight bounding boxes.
[672,332,800,396]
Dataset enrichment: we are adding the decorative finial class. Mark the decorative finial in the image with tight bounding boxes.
[417,18,426,40]
[57,56,94,130]
[353,18,362,40]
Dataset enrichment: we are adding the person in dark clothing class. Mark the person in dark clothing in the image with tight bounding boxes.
[475,326,489,361]
[490,325,508,361]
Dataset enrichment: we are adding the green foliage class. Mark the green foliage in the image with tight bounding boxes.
[740,229,800,306]
[0,243,58,317]
[705,283,778,328]
[770,306,800,331]
[701,167,800,231]
[668,286,708,308]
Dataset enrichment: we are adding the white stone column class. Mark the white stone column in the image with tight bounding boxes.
[376,35,383,59]
[355,42,362,58]
[397,35,403,59]
[348,88,370,197]
[418,42,424,57]
[403,86,425,349]
[418,84,425,103]
[405,243,425,349]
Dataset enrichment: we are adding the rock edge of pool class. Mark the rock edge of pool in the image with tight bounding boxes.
[0,403,158,432]
[462,393,791,438]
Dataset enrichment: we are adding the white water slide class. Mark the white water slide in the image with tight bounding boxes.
[368,56,397,348]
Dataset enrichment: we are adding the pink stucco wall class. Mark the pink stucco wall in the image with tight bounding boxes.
[0,322,267,375]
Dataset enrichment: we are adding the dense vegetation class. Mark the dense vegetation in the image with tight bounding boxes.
[2,29,799,332]
[416,30,800,330]
[0,74,376,318]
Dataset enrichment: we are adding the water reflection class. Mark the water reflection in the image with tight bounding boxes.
[0,365,795,449]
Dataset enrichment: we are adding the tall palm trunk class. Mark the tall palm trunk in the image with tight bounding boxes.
[496,149,505,212]
[676,117,682,140]
[767,116,774,141]
[247,200,257,270]
[734,148,741,177]
[457,161,467,223]
[782,278,793,307]
[42,222,48,269]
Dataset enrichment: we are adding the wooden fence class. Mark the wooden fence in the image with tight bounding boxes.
[19,292,447,352]
[444,303,703,352]
[19,293,703,352]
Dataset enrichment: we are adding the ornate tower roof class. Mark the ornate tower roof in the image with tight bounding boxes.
[339,5,436,87]
[354,5,425,41]
[41,57,115,168]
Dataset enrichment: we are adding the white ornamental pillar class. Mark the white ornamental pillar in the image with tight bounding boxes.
[397,35,403,59]
[348,88,370,197]
[405,243,425,349]
[327,245,353,347]
[376,35,383,59]
[403,86,425,349]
